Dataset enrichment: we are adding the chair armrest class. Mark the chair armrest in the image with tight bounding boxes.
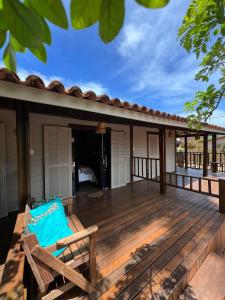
[62,196,75,214]
[56,225,98,247]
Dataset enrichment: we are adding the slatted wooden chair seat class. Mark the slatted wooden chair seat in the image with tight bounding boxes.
[22,197,98,300]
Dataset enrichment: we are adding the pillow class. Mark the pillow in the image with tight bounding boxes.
[27,201,73,257]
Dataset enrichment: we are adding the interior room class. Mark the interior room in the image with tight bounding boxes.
[72,125,111,196]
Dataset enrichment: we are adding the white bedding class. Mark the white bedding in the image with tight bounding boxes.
[79,166,97,183]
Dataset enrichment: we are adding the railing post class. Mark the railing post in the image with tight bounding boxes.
[219,179,225,213]
[159,127,166,194]
[212,134,217,173]
[184,136,188,169]
[130,125,133,183]
[203,133,208,177]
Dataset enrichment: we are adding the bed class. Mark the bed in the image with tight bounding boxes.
[78,166,98,183]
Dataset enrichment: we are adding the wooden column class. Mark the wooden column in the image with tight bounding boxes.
[203,133,208,177]
[16,102,30,211]
[130,125,133,183]
[159,127,166,194]
[212,134,217,173]
[184,136,188,169]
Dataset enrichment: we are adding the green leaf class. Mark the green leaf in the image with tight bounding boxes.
[71,0,101,29]
[0,9,7,30]
[26,4,52,45]
[2,0,45,48]
[221,24,225,36]
[10,35,26,52]
[3,42,16,72]
[216,0,225,24]
[30,44,47,62]
[28,0,68,29]
[99,0,125,43]
[0,29,6,47]
[136,0,169,8]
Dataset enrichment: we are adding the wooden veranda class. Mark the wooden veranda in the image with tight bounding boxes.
[55,180,225,299]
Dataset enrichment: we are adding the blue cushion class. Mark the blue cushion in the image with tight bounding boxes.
[30,196,63,218]
[27,200,73,257]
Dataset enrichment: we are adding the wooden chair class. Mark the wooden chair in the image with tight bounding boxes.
[22,196,98,300]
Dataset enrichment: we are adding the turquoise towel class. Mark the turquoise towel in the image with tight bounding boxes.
[27,198,73,257]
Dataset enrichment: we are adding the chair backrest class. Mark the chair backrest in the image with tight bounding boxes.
[22,204,54,294]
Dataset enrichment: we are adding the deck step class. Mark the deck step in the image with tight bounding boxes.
[179,252,225,300]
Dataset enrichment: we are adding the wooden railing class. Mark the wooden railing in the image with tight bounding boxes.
[176,151,225,172]
[166,172,219,197]
[131,156,160,182]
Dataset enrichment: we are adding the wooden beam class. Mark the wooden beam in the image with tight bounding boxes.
[203,133,208,177]
[184,136,188,169]
[159,127,166,194]
[212,134,217,173]
[16,102,30,210]
[130,125,133,183]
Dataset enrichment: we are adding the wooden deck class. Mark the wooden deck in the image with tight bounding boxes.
[64,180,225,300]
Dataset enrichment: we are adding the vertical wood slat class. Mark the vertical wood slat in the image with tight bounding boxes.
[199,178,201,193]
[130,125,133,182]
[203,134,208,177]
[159,127,166,194]
[219,179,225,213]
[16,102,30,211]
[208,180,211,194]
[190,177,193,191]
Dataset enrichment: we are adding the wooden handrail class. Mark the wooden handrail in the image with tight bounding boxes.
[165,172,219,197]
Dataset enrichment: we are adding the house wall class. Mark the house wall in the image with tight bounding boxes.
[29,113,176,200]
[29,113,130,200]
[0,109,18,212]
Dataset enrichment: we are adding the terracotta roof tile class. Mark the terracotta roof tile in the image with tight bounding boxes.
[0,67,224,131]
[47,80,65,94]
[66,86,83,97]
[83,91,96,101]
[97,94,110,104]
[25,75,45,89]
[110,98,121,106]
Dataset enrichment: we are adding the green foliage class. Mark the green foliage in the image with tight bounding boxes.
[136,0,169,9]
[3,42,16,71]
[0,0,169,71]
[99,0,125,43]
[28,0,68,29]
[178,0,225,129]
[70,0,101,29]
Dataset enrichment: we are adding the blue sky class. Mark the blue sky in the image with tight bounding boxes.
[1,0,225,125]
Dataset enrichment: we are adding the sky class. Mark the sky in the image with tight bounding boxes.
[1,0,225,126]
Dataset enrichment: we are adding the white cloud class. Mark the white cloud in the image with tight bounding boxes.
[17,67,108,95]
[116,1,201,103]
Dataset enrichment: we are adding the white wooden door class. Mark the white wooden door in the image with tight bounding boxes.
[44,126,72,198]
[0,123,7,217]
[148,134,160,178]
[111,131,126,188]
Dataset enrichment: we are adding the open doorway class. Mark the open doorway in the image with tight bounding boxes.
[71,125,111,196]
